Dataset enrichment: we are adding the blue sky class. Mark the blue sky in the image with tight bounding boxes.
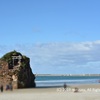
[0,0,100,74]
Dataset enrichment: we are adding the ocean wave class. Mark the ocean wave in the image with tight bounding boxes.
[35,76,100,87]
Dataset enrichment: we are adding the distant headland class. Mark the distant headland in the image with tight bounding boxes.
[36,74,100,76]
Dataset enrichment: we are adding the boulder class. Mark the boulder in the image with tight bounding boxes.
[0,50,36,89]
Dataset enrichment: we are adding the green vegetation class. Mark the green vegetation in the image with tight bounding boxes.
[0,50,29,68]
[1,50,22,62]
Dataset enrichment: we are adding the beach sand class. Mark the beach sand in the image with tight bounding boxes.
[0,84,100,100]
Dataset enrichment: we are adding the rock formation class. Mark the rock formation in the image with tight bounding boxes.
[0,50,36,89]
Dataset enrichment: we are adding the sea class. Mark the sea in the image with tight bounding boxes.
[35,75,100,87]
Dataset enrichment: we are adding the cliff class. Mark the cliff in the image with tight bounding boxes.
[0,50,36,89]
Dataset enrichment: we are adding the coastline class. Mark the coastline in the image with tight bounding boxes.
[35,74,100,76]
[0,84,100,100]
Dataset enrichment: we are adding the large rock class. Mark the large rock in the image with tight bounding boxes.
[0,50,36,89]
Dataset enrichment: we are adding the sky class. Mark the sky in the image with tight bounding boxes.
[0,0,100,74]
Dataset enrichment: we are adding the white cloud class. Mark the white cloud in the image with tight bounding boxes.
[0,40,100,74]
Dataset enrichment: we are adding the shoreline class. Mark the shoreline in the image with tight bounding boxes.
[1,84,100,100]
[1,83,100,92]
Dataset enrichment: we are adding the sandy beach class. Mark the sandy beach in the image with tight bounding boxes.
[0,84,100,100]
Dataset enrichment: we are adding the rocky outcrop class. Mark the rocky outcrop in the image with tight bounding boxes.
[0,50,36,89]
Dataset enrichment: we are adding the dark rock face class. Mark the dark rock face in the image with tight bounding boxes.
[0,50,36,89]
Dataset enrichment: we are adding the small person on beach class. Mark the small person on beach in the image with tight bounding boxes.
[74,87,79,93]
[6,84,9,90]
[0,84,4,92]
[63,83,67,90]
[9,83,13,91]
[6,83,13,91]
